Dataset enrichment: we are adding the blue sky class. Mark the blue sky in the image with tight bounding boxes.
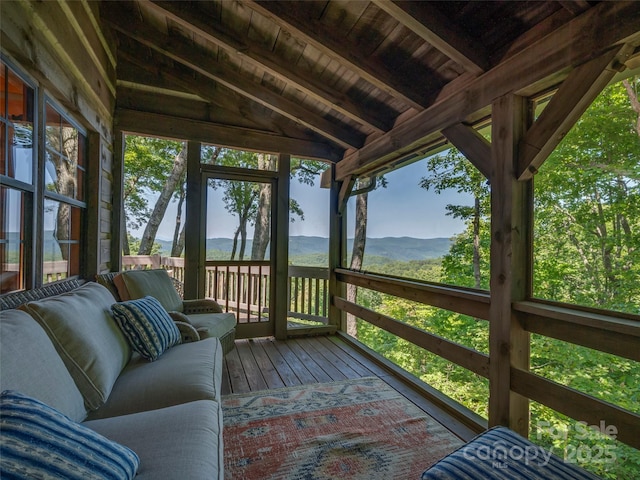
[150,156,471,241]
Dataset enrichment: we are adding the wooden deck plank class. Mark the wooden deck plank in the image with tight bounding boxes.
[220,335,476,441]
[288,338,345,382]
[223,342,250,395]
[259,338,304,387]
[234,339,269,391]
[317,335,378,378]
[287,340,333,383]
[272,339,325,385]
[247,339,286,389]
[302,336,361,379]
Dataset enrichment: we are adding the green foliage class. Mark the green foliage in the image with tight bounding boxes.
[352,79,640,478]
[126,235,162,256]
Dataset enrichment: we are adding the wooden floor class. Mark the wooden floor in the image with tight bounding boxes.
[221,334,478,441]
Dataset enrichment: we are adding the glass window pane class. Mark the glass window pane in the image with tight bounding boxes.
[45,103,85,201]
[1,63,34,185]
[201,144,278,171]
[1,187,26,293]
[43,199,81,283]
[9,123,33,184]
[0,62,6,118]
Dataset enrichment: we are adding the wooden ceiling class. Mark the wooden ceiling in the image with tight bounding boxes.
[103,1,640,179]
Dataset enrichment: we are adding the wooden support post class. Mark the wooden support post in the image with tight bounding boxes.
[489,93,531,436]
[110,130,125,272]
[85,130,101,277]
[273,153,291,340]
[184,141,201,300]
[329,164,346,330]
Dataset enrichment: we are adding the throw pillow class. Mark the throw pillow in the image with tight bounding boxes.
[0,390,139,480]
[111,296,181,361]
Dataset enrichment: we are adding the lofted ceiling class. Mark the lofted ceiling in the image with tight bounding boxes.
[102,1,640,179]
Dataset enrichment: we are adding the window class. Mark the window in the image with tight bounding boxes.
[43,100,86,282]
[0,58,87,292]
[0,59,35,294]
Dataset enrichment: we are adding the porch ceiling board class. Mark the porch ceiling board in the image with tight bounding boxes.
[100,1,640,167]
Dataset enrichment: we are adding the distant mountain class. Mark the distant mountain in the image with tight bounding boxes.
[155,236,452,262]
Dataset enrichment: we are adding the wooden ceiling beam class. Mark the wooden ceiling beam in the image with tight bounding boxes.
[103,10,362,150]
[117,50,301,131]
[518,46,626,181]
[115,108,342,162]
[372,0,489,75]
[335,1,640,181]
[146,1,389,134]
[442,124,492,179]
[245,0,429,110]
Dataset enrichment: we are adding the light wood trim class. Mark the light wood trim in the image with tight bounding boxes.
[337,176,355,215]
[442,123,492,179]
[518,46,625,180]
[115,109,341,162]
[334,296,490,378]
[514,301,640,362]
[104,11,361,150]
[145,1,389,134]
[372,0,488,74]
[335,1,640,180]
[511,368,640,451]
[335,268,490,319]
[243,0,427,110]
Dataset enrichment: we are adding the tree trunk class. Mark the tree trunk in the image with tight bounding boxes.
[122,223,131,256]
[251,154,275,260]
[346,192,368,338]
[170,178,186,257]
[472,196,481,289]
[138,145,188,255]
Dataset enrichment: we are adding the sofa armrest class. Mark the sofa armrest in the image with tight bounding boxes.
[168,311,200,343]
[182,298,223,314]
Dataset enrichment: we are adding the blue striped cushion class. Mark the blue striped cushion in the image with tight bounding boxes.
[0,390,139,479]
[111,296,181,361]
[421,426,602,479]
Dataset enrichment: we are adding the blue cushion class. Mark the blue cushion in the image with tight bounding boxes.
[0,390,139,480]
[111,296,181,361]
[421,426,602,479]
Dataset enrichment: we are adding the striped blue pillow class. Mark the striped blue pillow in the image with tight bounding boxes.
[0,390,139,480]
[111,295,181,361]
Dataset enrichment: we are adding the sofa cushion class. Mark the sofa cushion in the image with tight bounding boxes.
[115,269,184,313]
[19,282,131,411]
[0,309,87,423]
[0,390,140,480]
[111,296,181,361]
[84,400,223,480]
[86,337,223,420]
[187,312,237,340]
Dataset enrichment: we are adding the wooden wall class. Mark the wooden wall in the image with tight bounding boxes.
[1,0,117,276]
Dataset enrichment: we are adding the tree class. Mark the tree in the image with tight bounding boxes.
[138,143,187,255]
[122,136,181,255]
[420,149,490,289]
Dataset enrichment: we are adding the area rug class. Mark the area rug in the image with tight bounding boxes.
[222,377,464,479]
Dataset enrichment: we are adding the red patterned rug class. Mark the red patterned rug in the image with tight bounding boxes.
[222,377,463,479]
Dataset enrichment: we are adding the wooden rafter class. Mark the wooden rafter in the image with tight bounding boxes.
[517,46,626,180]
[146,1,389,134]
[335,1,640,181]
[441,124,492,179]
[372,0,488,75]
[103,10,360,150]
[115,109,342,162]
[244,0,429,110]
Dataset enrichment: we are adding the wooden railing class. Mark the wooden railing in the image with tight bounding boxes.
[120,255,329,324]
[334,267,640,451]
